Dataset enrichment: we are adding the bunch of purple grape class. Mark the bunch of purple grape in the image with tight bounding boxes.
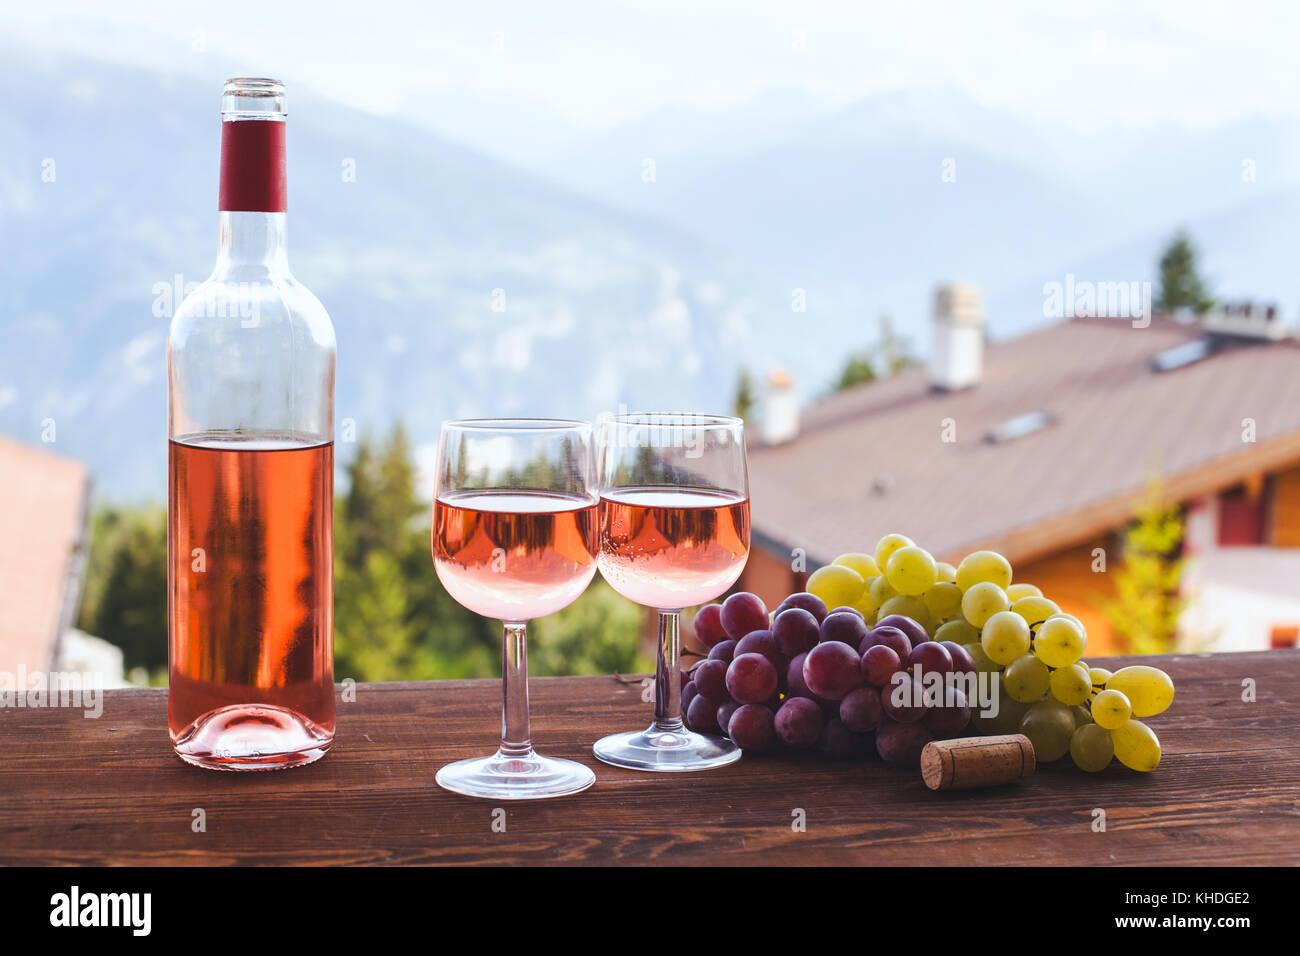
[683,591,977,767]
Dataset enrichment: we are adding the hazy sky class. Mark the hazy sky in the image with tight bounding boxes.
[4,0,1298,136]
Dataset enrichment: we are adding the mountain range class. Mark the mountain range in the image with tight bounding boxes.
[2,50,1298,500]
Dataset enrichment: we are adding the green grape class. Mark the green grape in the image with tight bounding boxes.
[1010,595,1061,628]
[1069,723,1114,772]
[1034,615,1086,668]
[886,545,938,596]
[1092,689,1132,730]
[833,551,880,580]
[935,561,957,584]
[851,585,880,619]
[1005,582,1042,602]
[1105,665,1175,718]
[971,680,1031,736]
[1087,666,1112,702]
[1049,663,1092,705]
[1004,653,1051,703]
[1070,704,1093,726]
[962,582,1010,628]
[956,550,1013,592]
[923,582,963,620]
[962,640,1001,674]
[1018,698,1076,762]
[806,564,866,611]
[874,533,915,573]
[869,573,898,607]
[980,609,1030,664]
[935,618,980,646]
[877,594,936,632]
[1110,719,1161,772]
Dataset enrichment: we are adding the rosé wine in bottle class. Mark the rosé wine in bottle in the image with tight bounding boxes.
[433,490,599,621]
[167,79,336,770]
[598,487,750,610]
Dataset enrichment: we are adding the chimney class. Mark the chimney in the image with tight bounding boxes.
[762,369,799,445]
[930,282,984,391]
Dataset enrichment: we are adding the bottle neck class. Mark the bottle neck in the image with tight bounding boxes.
[214,211,289,274]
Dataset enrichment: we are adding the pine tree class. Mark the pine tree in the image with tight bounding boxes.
[733,368,756,422]
[1156,231,1214,314]
[77,506,168,675]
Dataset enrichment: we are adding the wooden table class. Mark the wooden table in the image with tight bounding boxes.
[2,650,1297,866]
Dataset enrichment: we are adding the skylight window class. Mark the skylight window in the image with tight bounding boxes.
[1152,338,1210,372]
[987,410,1053,444]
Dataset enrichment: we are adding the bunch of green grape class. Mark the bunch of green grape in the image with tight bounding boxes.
[803,535,1175,773]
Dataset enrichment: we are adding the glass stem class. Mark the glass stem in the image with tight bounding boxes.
[653,610,684,732]
[500,622,532,757]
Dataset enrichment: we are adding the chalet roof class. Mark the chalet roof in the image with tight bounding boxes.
[748,316,1300,565]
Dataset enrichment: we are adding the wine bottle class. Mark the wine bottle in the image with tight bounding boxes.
[166,78,336,770]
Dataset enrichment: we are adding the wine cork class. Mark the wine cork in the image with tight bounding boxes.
[921,734,1035,791]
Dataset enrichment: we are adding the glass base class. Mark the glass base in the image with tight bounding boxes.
[172,704,333,771]
[592,724,742,772]
[436,749,596,800]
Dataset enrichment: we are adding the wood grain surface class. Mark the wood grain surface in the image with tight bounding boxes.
[1,650,1297,866]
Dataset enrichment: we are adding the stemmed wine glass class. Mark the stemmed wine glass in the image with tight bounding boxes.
[432,419,599,799]
[592,413,751,771]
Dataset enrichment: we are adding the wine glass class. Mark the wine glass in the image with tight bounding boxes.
[592,412,751,771]
[432,419,599,799]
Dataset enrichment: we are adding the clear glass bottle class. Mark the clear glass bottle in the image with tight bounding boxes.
[167,78,336,770]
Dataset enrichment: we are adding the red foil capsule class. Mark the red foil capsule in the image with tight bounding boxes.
[218,119,287,213]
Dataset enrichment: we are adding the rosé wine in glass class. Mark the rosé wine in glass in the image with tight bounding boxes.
[598,487,749,610]
[430,418,599,801]
[592,413,751,772]
[434,490,598,622]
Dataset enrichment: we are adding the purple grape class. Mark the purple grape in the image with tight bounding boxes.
[681,680,699,716]
[774,697,823,749]
[692,603,728,647]
[861,644,903,687]
[707,639,737,664]
[828,606,866,619]
[802,641,863,701]
[716,698,741,736]
[728,703,776,752]
[734,629,787,672]
[879,674,928,723]
[820,610,869,649]
[907,641,954,678]
[875,718,935,768]
[862,625,912,660]
[772,607,820,656]
[839,685,884,733]
[692,658,728,700]
[786,653,815,699]
[726,652,779,705]
[940,641,976,676]
[685,694,718,733]
[923,687,971,737]
[817,717,869,759]
[721,592,768,641]
[775,592,829,623]
[875,614,929,647]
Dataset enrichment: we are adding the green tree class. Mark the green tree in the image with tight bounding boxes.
[333,423,499,682]
[1101,477,1186,655]
[733,368,756,422]
[1156,231,1214,314]
[77,505,168,674]
[832,314,914,392]
[531,579,651,676]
